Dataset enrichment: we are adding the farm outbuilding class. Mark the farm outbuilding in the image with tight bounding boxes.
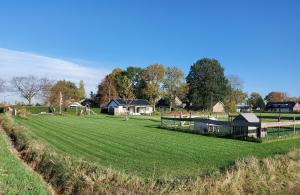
[194,117,230,134]
[212,101,225,113]
[232,113,266,138]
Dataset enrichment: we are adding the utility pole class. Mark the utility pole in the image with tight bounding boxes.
[59,91,62,114]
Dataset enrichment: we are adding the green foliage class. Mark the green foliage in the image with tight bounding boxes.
[49,80,79,107]
[186,58,230,110]
[227,99,236,113]
[257,96,266,109]
[163,66,184,110]
[119,76,134,99]
[249,92,265,109]
[125,66,144,98]
[143,64,165,109]
[15,115,300,178]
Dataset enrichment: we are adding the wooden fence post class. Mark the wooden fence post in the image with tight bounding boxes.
[180,112,183,127]
[277,113,280,137]
[174,114,176,128]
[160,112,163,127]
[294,115,296,134]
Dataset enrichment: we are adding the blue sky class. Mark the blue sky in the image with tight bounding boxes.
[0,0,300,100]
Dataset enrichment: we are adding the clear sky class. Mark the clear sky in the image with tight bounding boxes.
[0,0,299,101]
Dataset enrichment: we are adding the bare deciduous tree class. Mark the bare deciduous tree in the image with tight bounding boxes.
[39,78,54,105]
[11,76,49,105]
[227,75,244,90]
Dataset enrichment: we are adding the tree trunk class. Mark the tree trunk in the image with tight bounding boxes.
[28,97,32,105]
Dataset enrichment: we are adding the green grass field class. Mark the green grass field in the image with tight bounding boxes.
[16,114,300,179]
[0,130,52,195]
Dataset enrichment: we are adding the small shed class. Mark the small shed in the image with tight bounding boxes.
[69,102,83,108]
[232,113,266,138]
[212,101,225,113]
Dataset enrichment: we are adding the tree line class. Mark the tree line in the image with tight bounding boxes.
[96,58,253,112]
[1,57,299,111]
[96,58,300,112]
[96,64,186,111]
[0,76,86,108]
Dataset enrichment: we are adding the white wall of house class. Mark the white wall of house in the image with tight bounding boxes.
[107,100,153,115]
[129,106,153,115]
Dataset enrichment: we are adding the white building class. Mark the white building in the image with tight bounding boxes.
[106,99,153,115]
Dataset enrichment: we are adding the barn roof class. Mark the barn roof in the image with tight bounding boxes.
[234,113,260,123]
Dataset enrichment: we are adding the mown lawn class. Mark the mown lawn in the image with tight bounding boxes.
[0,130,52,195]
[16,115,300,178]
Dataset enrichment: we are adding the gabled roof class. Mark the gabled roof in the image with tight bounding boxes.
[234,113,259,123]
[108,99,151,106]
[213,101,224,106]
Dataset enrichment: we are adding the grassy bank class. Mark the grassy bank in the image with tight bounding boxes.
[0,128,53,194]
[1,114,300,194]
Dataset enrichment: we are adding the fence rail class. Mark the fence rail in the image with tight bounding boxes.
[161,113,300,140]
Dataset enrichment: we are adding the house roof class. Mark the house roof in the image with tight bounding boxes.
[213,101,224,107]
[234,113,260,123]
[265,101,297,109]
[109,99,151,106]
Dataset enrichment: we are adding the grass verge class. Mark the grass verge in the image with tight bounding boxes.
[0,127,53,194]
